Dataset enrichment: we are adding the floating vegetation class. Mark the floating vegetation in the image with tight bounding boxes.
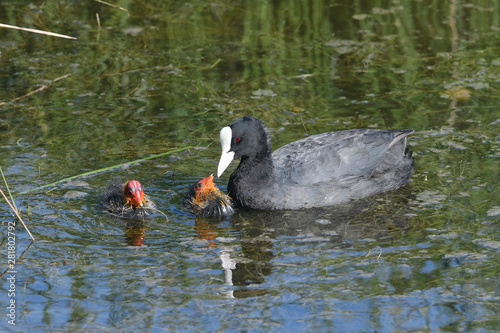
[440,86,471,101]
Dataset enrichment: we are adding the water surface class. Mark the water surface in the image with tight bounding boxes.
[1,1,499,332]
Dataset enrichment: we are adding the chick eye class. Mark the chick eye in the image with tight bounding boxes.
[197,182,203,188]
[234,137,241,143]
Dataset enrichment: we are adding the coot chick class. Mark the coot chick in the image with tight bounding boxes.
[182,175,234,216]
[101,180,155,219]
[217,116,414,209]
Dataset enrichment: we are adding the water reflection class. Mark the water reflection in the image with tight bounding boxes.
[194,217,219,247]
[124,220,147,247]
[188,188,413,299]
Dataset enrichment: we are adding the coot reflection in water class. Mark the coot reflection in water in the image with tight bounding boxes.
[194,188,413,296]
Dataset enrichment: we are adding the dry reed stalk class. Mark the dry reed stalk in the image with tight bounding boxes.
[94,0,128,12]
[0,23,76,40]
[0,73,72,106]
[0,188,35,242]
[96,13,101,41]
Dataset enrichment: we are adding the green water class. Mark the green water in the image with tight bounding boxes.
[1,1,499,332]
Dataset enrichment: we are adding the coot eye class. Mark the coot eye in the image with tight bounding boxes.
[234,137,241,143]
[197,182,203,188]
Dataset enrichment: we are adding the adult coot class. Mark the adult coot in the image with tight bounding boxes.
[217,116,414,209]
[101,180,155,219]
[182,174,234,216]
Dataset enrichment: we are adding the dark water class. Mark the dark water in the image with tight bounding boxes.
[1,1,499,332]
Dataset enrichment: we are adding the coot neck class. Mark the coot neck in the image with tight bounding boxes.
[233,145,274,183]
[229,151,273,207]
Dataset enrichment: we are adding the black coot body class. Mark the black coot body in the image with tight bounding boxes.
[217,116,414,210]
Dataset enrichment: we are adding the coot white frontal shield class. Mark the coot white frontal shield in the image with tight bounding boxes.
[217,126,235,177]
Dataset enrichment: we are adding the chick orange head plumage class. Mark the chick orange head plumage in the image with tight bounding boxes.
[194,174,216,199]
[123,180,145,208]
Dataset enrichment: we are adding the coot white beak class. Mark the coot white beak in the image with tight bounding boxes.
[217,126,235,177]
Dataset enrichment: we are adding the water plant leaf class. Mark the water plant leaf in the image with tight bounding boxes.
[14,146,192,196]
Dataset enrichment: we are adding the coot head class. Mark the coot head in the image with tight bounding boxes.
[123,180,145,208]
[218,116,271,177]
